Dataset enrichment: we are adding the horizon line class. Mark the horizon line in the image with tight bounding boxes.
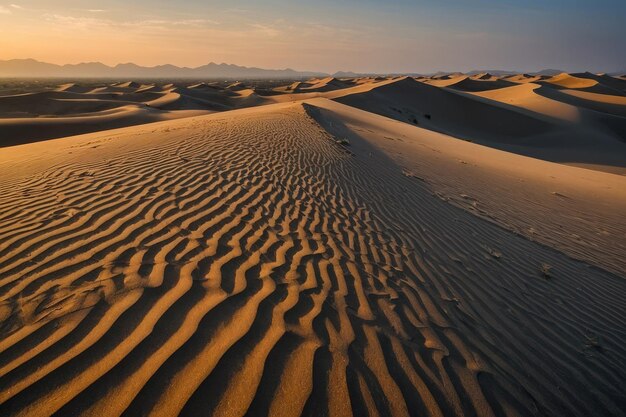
[1,57,624,76]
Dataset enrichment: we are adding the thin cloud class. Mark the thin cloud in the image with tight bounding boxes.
[0,6,11,14]
[44,14,107,28]
[170,18,220,26]
[224,8,251,14]
[43,14,220,33]
[250,23,280,38]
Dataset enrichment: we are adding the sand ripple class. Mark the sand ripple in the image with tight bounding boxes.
[0,104,625,416]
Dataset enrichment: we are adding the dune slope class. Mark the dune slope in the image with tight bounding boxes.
[0,102,625,417]
[305,98,626,276]
[335,77,555,141]
[335,77,626,173]
[0,81,268,146]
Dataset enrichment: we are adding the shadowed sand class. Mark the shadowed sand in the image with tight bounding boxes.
[0,74,625,417]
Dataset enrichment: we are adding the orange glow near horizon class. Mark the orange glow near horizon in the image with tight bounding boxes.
[1,1,624,73]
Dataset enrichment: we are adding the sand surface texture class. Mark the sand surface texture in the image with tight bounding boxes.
[0,74,625,417]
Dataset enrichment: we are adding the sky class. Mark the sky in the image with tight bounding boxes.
[1,0,624,73]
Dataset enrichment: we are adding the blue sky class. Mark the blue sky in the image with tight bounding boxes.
[1,0,624,72]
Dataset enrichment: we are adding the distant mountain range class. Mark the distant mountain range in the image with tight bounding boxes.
[0,59,328,79]
[1,59,623,79]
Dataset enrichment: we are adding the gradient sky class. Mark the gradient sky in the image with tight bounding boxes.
[1,0,624,73]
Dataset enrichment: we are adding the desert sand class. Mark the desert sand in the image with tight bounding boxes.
[0,73,625,417]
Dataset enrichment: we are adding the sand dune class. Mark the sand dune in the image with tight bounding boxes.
[502,74,545,83]
[570,73,626,93]
[6,73,621,162]
[540,73,624,96]
[333,77,626,173]
[422,74,468,87]
[274,78,351,94]
[542,72,599,89]
[0,91,132,117]
[470,83,582,121]
[297,77,349,92]
[0,105,210,147]
[0,99,624,417]
[335,77,586,158]
[55,84,98,94]
[536,87,626,119]
[305,98,626,275]
[0,81,276,145]
[335,77,555,140]
[0,72,625,416]
[444,76,516,92]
